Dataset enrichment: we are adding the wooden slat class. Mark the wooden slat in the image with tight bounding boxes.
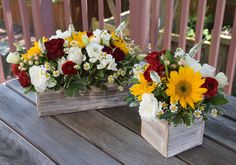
[63,0,72,28]
[150,0,160,51]
[98,0,104,29]
[115,0,121,27]
[225,9,236,94]
[1,0,15,51]
[194,0,207,60]
[0,85,119,165]
[0,120,55,165]
[31,0,44,39]
[205,116,236,152]
[222,95,236,121]
[81,0,88,31]
[0,56,5,83]
[99,107,236,164]
[18,0,31,49]
[208,0,226,67]
[56,111,186,165]
[163,0,174,50]
[40,0,55,37]
[129,0,140,45]
[178,0,190,50]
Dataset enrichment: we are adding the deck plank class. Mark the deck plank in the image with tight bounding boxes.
[0,85,120,165]
[99,106,236,165]
[0,120,55,165]
[55,111,186,165]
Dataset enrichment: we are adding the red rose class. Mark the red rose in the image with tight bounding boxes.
[62,61,77,75]
[144,64,165,82]
[201,77,218,98]
[18,71,31,87]
[102,45,125,61]
[11,64,20,76]
[145,50,166,65]
[45,38,65,60]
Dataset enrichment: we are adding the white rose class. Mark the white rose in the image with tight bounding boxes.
[6,52,20,64]
[101,30,111,46]
[86,42,104,63]
[139,93,162,121]
[29,65,48,93]
[57,57,67,74]
[184,55,202,72]
[67,47,83,65]
[215,72,229,87]
[200,64,216,77]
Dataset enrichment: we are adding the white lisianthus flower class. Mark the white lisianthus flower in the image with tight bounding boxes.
[50,24,74,39]
[107,61,117,71]
[200,64,216,77]
[101,30,111,46]
[139,93,162,121]
[57,57,67,74]
[67,46,83,65]
[90,29,102,43]
[6,52,20,64]
[29,65,48,93]
[184,55,202,72]
[215,72,229,87]
[86,42,104,63]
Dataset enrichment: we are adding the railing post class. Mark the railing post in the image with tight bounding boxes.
[129,0,150,51]
[63,0,72,28]
[18,0,31,49]
[1,0,15,51]
[31,0,44,39]
[40,0,55,37]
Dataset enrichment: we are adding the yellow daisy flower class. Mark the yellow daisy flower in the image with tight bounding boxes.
[165,67,207,108]
[22,37,48,60]
[129,74,156,101]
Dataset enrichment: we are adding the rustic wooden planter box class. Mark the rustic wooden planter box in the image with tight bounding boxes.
[36,86,127,116]
[141,119,205,158]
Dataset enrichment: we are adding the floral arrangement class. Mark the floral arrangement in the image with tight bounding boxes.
[126,40,229,126]
[6,23,141,96]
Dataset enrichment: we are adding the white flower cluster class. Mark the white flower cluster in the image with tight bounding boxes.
[175,48,228,88]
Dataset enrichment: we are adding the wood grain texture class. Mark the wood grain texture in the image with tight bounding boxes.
[98,106,236,164]
[141,119,204,158]
[0,120,55,165]
[205,116,236,152]
[37,86,127,116]
[0,85,120,165]
[222,95,236,120]
[55,110,186,165]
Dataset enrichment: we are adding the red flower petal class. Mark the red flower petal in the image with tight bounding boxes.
[18,71,31,87]
[62,61,77,75]
[201,77,218,98]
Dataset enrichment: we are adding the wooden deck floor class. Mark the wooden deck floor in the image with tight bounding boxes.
[0,79,236,165]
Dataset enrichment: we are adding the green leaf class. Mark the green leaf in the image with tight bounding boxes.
[159,111,175,120]
[209,94,228,105]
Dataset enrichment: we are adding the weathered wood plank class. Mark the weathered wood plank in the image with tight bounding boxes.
[0,120,55,165]
[0,85,120,165]
[205,116,236,152]
[55,111,186,165]
[221,95,236,120]
[99,106,236,164]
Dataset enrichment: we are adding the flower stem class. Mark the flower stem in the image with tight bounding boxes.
[164,62,169,78]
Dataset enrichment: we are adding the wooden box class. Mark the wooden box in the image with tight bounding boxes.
[36,86,127,116]
[141,119,205,158]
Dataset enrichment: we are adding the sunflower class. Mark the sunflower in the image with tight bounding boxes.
[111,32,129,55]
[129,74,156,101]
[165,67,207,108]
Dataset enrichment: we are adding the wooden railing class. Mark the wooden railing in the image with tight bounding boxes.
[1,0,236,95]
